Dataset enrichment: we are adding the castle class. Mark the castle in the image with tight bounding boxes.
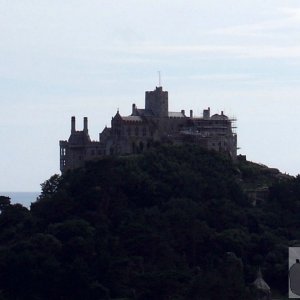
[60,86,237,173]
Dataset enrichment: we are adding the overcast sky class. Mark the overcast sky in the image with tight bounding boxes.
[1,0,300,192]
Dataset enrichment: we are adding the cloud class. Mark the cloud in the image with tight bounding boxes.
[279,7,300,21]
[209,6,300,37]
[126,43,300,60]
[210,21,282,37]
[188,73,254,81]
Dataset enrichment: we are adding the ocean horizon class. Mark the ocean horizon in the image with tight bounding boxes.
[0,192,40,208]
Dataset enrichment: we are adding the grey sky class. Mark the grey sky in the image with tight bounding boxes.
[1,0,300,191]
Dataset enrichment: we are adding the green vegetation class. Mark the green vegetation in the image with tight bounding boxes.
[0,145,298,299]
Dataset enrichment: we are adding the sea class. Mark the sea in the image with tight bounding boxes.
[0,192,40,208]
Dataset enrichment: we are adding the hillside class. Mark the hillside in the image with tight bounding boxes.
[0,145,298,299]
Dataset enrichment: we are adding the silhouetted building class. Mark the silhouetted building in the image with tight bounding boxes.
[60,86,237,173]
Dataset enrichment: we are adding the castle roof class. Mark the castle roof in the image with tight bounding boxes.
[121,116,143,122]
[68,131,91,145]
[136,109,154,117]
[168,112,185,118]
[211,113,228,120]
[101,127,111,134]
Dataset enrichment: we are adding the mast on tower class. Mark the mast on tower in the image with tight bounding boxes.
[158,71,161,87]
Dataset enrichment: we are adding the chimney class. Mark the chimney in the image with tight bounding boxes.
[132,103,136,115]
[190,110,193,118]
[71,116,76,133]
[181,109,185,116]
[83,117,88,133]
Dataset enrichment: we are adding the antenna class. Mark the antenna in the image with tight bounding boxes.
[158,71,161,87]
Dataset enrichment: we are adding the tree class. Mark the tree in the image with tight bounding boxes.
[0,196,11,213]
[38,174,61,200]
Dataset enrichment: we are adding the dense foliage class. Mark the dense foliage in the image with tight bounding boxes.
[0,145,298,299]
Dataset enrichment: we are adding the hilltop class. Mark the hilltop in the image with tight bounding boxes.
[0,145,298,299]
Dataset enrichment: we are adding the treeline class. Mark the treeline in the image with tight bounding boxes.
[0,145,298,299]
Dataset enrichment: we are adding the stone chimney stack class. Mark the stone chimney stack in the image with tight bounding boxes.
[181,110,185,116]
[190,110,193,118]
[83,117,88,133]
[71,116,76,133]
[132,103,136,115]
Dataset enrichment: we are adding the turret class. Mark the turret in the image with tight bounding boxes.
[203,107,210,119]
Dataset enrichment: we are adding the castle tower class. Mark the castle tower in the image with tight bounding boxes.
[145,86,168,117]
